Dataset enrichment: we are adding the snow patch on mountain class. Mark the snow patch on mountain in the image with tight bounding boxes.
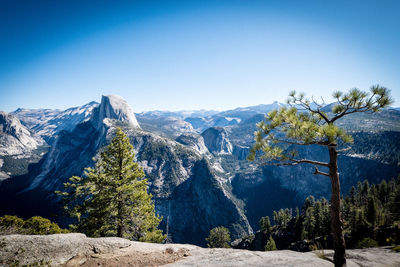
[12,101,98,140]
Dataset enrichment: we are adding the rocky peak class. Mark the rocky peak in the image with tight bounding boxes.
[201,127,233,154]
[176,133,209,155]
[0,112,40,156]
[0,112,27,137]
[91,95,140,129]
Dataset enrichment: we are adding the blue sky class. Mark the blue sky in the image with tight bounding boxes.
[1,0,399,112]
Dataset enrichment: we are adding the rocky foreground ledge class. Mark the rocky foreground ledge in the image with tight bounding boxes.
[0,234,399,267]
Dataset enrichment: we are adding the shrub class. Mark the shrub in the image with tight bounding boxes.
[0,215,24,228]
[355,237,378,249]
[23,216,68,235]
[206,226,231,248]
[0,215,68,235]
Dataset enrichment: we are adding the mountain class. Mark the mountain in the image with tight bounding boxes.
[12,101,98,143]
[0,95,251,246]
[172,102,287,132]
[138,109,219,120]
[1,97,399,246]
[0,112,41,156]
[0,112,45,181]
[136,115,195,138]
[201,127,233,155]
[91,95,139,129]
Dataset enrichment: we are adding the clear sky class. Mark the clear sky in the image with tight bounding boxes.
[1,0,399,112]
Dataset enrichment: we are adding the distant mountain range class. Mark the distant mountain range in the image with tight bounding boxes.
[0,96,399,246]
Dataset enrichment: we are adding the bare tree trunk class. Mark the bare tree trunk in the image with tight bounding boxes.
[329,145,346,267]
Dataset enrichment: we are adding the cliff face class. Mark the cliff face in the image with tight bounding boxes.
[0,112,43,181]
[91,95,140,129]
[175,133,209,155]
[0,112,40,156]
[201,127,233,154]
[163,159,251,245]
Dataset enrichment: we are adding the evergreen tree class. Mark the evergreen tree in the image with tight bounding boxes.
[265,236,277,251]
[260,177,400,252]
[389,184,400,221]
[303,196,315,211]
[206,226,231,248]
[321,198,331,236]
[295,207,300,221]
[56,127,165,243]
[350,186,356,204]
[302,207,316,239]
[249,86,392,266]
[378,180,388,203]
[366,194,378,226]
[314,201,324,237]
[259,216,272,234]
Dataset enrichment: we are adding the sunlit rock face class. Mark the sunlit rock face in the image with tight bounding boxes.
[12,102,98,143]
[91,95,140,129]
[201,127,233,154]
[0,112,40,156]
[175,133,209,155]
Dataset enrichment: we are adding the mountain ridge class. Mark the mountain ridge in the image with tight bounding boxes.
[1,95,399,246]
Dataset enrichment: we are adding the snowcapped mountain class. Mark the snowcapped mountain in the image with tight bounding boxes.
[12,101,98,142]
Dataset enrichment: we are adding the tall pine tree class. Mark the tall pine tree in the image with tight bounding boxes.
[249,86,392,266]
[56,127,165,243]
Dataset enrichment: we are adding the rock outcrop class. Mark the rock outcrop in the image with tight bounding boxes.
[201,127,233,154]
[0,112,41,157]
[1,233,399,267]
[176,133,209,155]
[91,95,140,129]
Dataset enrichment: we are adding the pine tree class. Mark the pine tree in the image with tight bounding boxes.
[249,86,392,266]
[314,200,324,237]
[302,207,316,240]
[56,127,165,243]
[366,194,378,226]
[259,216,272,234]
[265,236,277,251]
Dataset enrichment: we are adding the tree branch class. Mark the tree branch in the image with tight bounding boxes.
[313,167,330,177]
[291,97,331,124]
[273,138,329,146]
[255,158,329,168]
[337,147,351,153]
[287,158,329,167]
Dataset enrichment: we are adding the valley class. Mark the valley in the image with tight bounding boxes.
[0,95,399,246]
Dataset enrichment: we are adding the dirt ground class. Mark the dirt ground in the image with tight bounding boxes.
[65,246,190,267]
